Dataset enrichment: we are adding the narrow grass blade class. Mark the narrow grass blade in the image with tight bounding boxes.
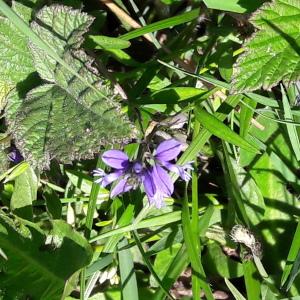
[195,107,260,153]
[281,85,300,161]
[225,278,247,300]
[182,185,214,300]
[243,260,261,300]
[118,239,139,300]
[176,95,242,167]
[90,211,181,242]
[281,220,300,288]
[133,231,174,300]
[120,9,199,40]
[239,97,257,138]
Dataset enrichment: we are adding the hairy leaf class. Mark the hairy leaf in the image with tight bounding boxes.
[232,0,300,92]
[0,213,93,299]
[6,5,135,169]
[0,1,34,109]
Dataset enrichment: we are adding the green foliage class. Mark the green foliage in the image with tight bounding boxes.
[232,0,300,92]
[6,5,135,169]
[0,213,93,299]
[0,1,34,109]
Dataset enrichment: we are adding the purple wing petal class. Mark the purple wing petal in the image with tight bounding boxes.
[110,179,133,198]
[143,169,156,198]
[102,150,129,169]
[143,169,165,208]
[152,164,174,196]
[163,162,193,182]
[155,139,182,162]
[101,170,124,187]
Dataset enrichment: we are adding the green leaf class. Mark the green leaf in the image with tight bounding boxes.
[225,278,247,300]
[203,0,264,13]
[120,8,199,40]
[0,1,34,109]
[281,220,300,288]
[0,214,93,300]
[85,35,131,50]
[195,107,260,153]
[11,166,37,220]
[203,242,243,278]
[118,239,139,300]
[281,85,300,161]
[232,0,300,92]
[7,5,135,169]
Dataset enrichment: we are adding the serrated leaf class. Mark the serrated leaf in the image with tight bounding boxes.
[12,84,133,169]
[0,214,93,299]
[0,1,35,109]
[232,0,300,92]
[6,5,135,169]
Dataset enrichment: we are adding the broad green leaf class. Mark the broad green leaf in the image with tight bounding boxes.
[11,166,37,220]
[232,0,300,92]
[6,5,135,169]
[0,214,92,300]
[150,243,181,287]
[203,0,264,13]
[85,35,131,50]
[203,242,243,278]
[195,108,260,153]
[0,1,34,109]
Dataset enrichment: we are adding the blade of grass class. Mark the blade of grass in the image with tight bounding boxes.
[225,278,247,300]
[132,231,174,300]
[221,142,250,227]
[239,97,257,138]
[195,107,260,153]
[176,95,242,168]
[120,9,200,41]
[242,260,261,300]
[284,250,300,291]
[281,85,300,161]
[182,184,214,300]
[118,238,139,300]
[281,220,300,288]
[80,156,103,299]
[90,210,181,242]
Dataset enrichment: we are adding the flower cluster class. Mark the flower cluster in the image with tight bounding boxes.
[93,139,193,208]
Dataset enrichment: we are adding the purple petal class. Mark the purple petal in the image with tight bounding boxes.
[143,170,165,208]
[143,170,156,198]
[163,162,193,182]
[155,139,182,162]
[101,170,124,187]
[152,165,174,196]
[8,148,23,163]
[110,179,133,198]
[102,150,129,169]
[93,168,106,177]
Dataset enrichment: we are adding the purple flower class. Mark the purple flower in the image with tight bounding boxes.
[154,139,193,182]
[93,139,193,208]
[93,150,143,198]
[7,148,23,163]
